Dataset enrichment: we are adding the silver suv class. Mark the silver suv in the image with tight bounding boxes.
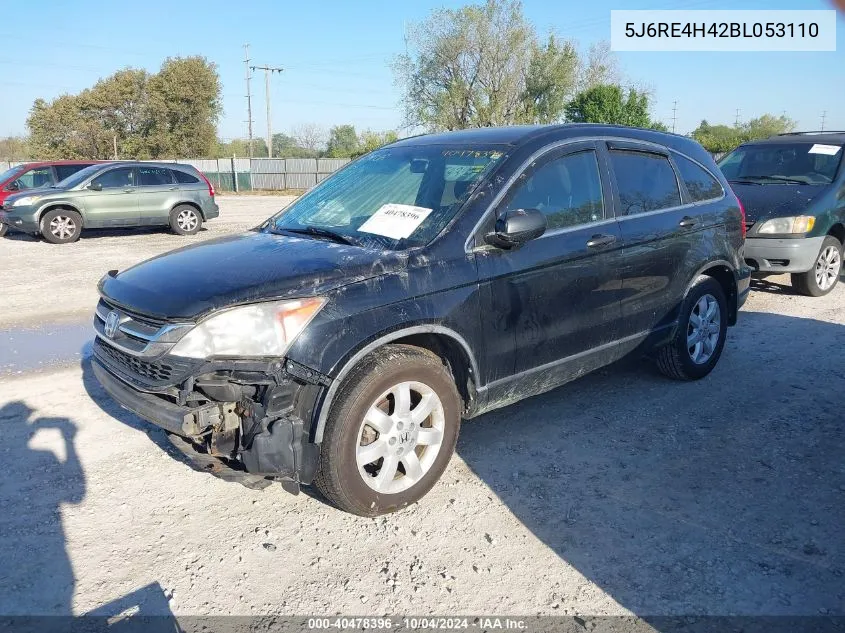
[0,162,220,244]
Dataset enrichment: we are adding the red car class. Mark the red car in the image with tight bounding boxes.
[0,160,103,235]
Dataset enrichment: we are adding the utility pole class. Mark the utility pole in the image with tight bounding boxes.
[112,135,118,160]
[250,65,284,158]
[671,100,678,134]
[820,110,827,132]
[243,44,254,158]
[734,109,741,127]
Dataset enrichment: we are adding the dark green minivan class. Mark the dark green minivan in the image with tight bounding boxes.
[0,161,219,244]
[719,132,845,296]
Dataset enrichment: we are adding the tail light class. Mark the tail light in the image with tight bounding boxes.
[198,172,215,197]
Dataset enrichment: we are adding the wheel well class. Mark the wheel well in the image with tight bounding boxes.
[172,201,203,219]
[38,204,83,227]
[381,333,476,412]
[828,223,845,245]
[699,264,737,325]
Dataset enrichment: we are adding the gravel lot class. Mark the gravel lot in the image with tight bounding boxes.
[1,195,843,619]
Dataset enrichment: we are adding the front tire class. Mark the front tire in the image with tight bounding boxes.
[40,208,82,244]
[791,236,842,297]
[315,345,461,516]
[656,276,728,381]
[0,223,7,237]
[170,205,202,235]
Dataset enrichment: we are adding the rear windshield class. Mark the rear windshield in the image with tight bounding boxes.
[719,142,843,185]
[267,144,506,249]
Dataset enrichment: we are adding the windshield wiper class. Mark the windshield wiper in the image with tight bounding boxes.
[736,175,809,185]
[275,226,360,246]
[729,179,764,185]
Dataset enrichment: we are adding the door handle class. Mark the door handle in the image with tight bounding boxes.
[586,234,618,249]
[679,216,698,227]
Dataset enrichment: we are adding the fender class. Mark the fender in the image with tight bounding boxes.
[310,324,480,443]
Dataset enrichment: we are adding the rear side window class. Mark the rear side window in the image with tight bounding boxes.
[609,150,681,216]
[138,167,174,186]
[172,169,200,184]
[674,154,723,202]
[505,150,604,230]
[55,164,92,181]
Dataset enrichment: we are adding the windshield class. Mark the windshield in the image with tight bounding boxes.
[0,166,23,185]
[266,144,506,249]
[54,163,104,189]
[719,142,843,185]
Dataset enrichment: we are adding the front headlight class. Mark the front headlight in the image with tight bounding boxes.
[11,195,39,207]
[757,216,815,234]
[170,297,326,359]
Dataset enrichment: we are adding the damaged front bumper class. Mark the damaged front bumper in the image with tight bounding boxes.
[91,346,326,494]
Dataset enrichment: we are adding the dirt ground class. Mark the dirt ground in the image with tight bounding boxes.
[0,195,843,619]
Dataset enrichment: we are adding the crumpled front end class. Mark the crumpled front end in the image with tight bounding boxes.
[91,298,327,493]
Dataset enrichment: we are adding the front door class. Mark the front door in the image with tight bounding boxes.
[80,167,140,228]
[475,142,624,392]
[136,166,178,225]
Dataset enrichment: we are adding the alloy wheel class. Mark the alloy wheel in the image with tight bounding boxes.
[687,293,721,365]
[815,245,841,292]
[50,215,76,240]
[356,380,445,494]
[177,209,198,232]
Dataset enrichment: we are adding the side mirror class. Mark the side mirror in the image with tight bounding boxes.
[88,182,103,191]
[485,208,546,249]
[6,181,19,192]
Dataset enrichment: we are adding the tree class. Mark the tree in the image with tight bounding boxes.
[291,123,327,154]
[394,0,579,130]
[565,84,664,130]
[690,114,795,153]
[272,133,319,158]
[741,114,796,140]
[326,125,359,158]
[579,41,622,90]
[27,56,222,159]
[0,136,30,160]
[356,130,399,156]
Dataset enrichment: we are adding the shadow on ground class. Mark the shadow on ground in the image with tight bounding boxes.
[458,311,845,617]
[3,226,207,243]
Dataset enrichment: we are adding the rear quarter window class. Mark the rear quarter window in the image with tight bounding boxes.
[674,154,723,202]
[173,169,200,184]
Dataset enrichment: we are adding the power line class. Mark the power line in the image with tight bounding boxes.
[243,44,254,158]
[251,64,284,158]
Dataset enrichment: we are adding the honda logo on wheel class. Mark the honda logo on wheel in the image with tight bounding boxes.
[104,311,120,338]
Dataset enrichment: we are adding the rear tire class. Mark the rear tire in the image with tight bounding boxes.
[170,205,202,235]
[791,236,841,297]
[40,208,82,244]
[315,345,461,516]
[656,276,728,381]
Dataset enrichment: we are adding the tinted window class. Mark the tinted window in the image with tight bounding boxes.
[173,169,200,184]
[138,167,173,186]
[13,167,53,190]
[609,151,681,216]
[505,150,604,230]
[674,154,723,202]
[55,164,93,181]
[93,168,135,189]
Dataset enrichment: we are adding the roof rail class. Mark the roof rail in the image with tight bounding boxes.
[776,131,845,136]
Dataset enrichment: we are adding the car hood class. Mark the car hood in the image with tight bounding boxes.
[100,231,406,320]
[2,186,61,206]
[730,182,830,223]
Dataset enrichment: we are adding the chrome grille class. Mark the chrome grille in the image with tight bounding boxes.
[93,298,192,359]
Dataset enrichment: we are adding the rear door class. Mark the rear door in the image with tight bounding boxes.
[136,166,178,225]
[80,166,139,228]
[605,141,707,338]
[475,141,624,385]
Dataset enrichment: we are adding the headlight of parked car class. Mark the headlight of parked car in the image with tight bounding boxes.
[756,216,816,234]
[11,195,40,207]
[170,297,326,359]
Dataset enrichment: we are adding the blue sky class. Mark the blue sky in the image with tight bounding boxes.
[1,0,843,142]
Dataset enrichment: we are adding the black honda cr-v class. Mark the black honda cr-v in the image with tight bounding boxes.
[92,124,750,515]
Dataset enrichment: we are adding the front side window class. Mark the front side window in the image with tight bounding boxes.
[718,142,843,185]
[93,168,135,189]
[674,154,723,202]
[504,150,604,230]
[268,145,506,249]
[138,167,173,186]
[610,150,681,216]
[13,167,53,190]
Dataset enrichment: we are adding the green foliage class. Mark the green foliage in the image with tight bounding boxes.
[27,57,221,159]
[356,130,399,156]
[326,125,360,158]
[395,0,580,130]
[272,133,319,158]
[564,84,665,130]
[0,136,30,160]
[691,114,795,153]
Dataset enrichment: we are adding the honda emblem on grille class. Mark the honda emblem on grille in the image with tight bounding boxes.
[104,311,120,339]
